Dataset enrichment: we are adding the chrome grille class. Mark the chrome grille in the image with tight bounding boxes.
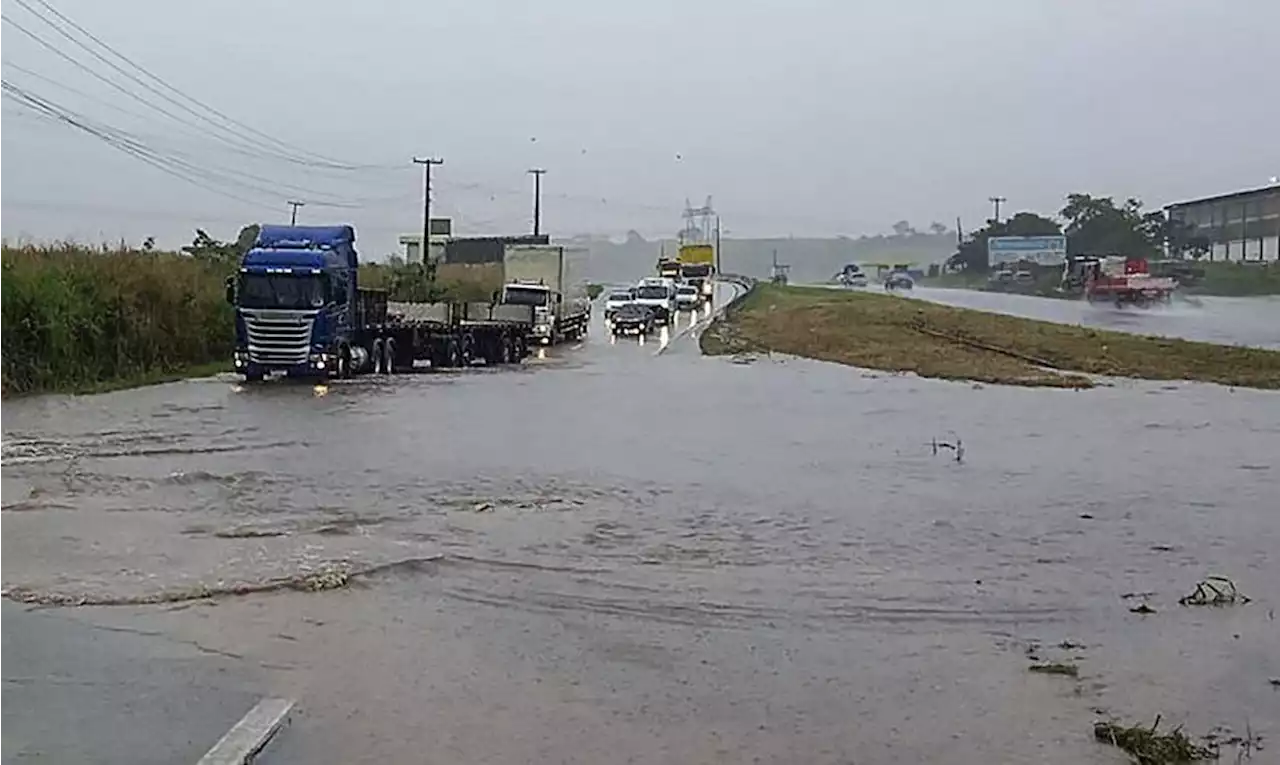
[241,308,316,365]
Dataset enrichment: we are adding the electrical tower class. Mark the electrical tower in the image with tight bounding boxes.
[679,195,716,245]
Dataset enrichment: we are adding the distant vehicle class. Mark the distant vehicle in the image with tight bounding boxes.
[679,261,715,298]
[609,303,657,336]
[674,284,701,310]
[632,281,677,323]
[884,272,914,291]
[603,289,635,320]
[656,256,682,280]
[835,264,868,288]
[1063,255,1175,308]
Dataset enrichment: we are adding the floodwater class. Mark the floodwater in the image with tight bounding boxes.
[906,285,1280,350]
[3,285,1278,764]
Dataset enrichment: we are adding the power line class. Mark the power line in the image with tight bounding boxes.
[3,81,270,210]
[3,2,392,171]
[23,0,380,170]
[2,78,411,209]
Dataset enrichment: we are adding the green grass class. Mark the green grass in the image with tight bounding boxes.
[2,243,235,397]
[701,284,1280,389]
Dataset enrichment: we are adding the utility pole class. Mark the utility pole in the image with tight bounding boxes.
[527,168,547,237]
[287,200,305,225]
[988,196,1006,222]
[714,215,722,274]
[413,156,444,263]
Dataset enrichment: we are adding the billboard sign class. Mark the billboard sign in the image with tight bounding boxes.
[987,235,1067,267]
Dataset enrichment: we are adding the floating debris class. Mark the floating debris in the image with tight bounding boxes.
[1130,603,1157,615]
[1179,576,1251,606]
[1094,717,1214,764]
[929,435,964,463]
[1029,662,1079,677]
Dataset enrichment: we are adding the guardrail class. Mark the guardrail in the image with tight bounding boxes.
[714,273,758,314]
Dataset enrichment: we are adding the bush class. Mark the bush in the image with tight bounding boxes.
[1,243,234,396]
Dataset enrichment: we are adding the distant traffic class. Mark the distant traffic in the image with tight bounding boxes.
[604,242,717,339]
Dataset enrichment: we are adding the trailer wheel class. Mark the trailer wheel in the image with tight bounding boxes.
[384,338,398,374]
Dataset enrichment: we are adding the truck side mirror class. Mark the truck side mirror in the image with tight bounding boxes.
[224,275,235,305]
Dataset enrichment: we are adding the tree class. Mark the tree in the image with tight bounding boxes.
[891,220,917,237]
[181,224,260,267]
[947,211,1061,272]
[1059,194,1162,257]
[928,221,948,236]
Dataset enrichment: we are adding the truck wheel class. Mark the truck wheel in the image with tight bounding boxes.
[337,346,352,379]
[244,370,264,383]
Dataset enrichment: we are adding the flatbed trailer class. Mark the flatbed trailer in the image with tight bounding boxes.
[364,297,531,373]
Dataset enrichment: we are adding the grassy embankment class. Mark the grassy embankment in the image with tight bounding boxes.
[701,283,1280,390]
[2,244,236,397]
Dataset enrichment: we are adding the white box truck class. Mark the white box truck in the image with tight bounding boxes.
[499,244,591,345]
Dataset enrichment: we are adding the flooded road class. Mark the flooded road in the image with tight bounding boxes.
[4,283,1278,764]
[907,286,1280,349]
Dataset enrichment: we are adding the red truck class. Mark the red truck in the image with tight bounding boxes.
[1063,255,1176,308]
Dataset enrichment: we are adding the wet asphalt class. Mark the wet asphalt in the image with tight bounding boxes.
[2,602,263,764]
[865,283,1280,349]
[3,281,1278,764]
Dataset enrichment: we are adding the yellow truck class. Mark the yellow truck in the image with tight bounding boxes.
[677,243,715,298]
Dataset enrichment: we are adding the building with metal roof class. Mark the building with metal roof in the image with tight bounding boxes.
[1164,183,1280,261]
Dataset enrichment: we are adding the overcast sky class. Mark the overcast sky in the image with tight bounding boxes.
[3,0,1278,256]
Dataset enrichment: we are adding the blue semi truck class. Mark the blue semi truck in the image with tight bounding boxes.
[226,224,531,382]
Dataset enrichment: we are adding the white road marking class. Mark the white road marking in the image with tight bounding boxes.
[196,697,295,765]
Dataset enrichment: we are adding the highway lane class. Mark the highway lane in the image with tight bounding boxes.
[852,283,1280,349]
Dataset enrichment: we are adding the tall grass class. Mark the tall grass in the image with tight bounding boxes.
[1,243,234,396]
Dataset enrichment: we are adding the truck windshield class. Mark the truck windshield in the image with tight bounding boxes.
[238,273,326,310]
[636,286,669,300]
[504,286,549,307]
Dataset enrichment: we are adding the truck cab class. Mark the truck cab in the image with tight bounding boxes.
[500,281,556,343]
[679,262,714,298]
[227,225,371,381]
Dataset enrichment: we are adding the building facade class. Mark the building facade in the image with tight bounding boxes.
[1164,184,1280,261]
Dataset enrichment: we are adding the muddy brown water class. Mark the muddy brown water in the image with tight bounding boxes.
[3,293,1278,764]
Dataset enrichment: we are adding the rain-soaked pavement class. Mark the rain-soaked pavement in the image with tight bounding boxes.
[3,282,1278,764]
[901,285,1280,349]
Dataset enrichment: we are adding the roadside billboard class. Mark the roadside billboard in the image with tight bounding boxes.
[987,235,1067,267]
